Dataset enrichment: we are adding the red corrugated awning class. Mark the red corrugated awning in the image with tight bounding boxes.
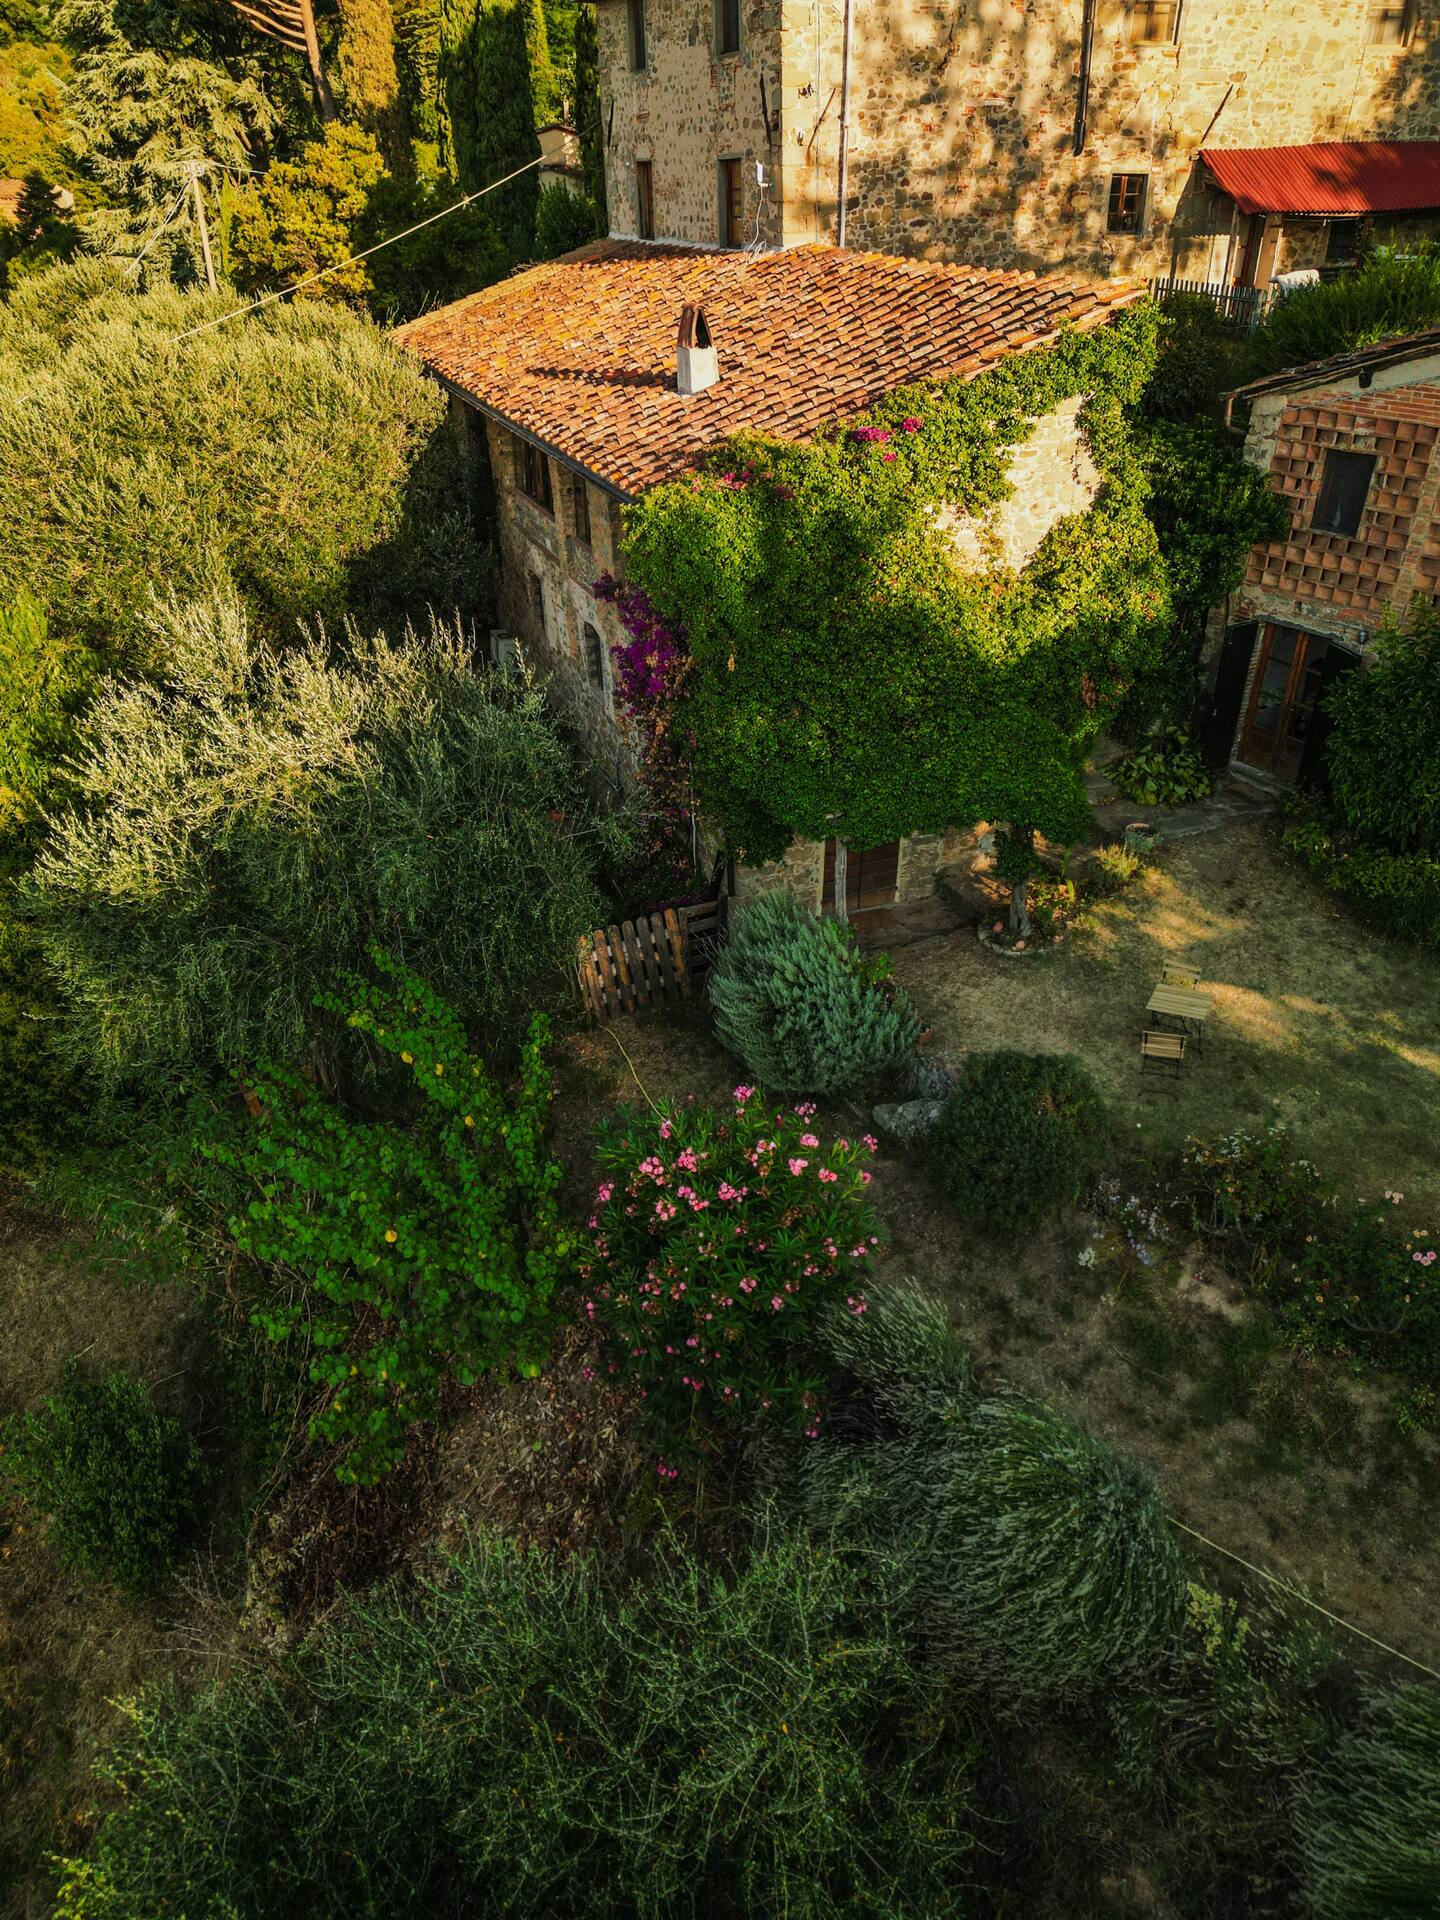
[1200,141,1440,216]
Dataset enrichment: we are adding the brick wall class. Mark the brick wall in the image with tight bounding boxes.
[1234,356,1440,644]
[599,0,1440,278]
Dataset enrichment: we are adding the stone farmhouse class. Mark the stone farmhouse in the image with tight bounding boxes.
[1203,329,1440,787]
[396,244,1140,915]
[596,0,1440,289]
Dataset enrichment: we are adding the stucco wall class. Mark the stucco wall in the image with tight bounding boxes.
[599,0,1440,278]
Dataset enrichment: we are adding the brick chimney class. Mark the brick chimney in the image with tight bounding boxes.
[676,304,719,396]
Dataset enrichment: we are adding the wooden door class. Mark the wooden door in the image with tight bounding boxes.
[822,839,900,913]
[1239,624,1331,781]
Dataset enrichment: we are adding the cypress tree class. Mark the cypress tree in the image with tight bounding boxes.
[573,0,605,219]
[335,0,404,161]
[438,0,541,260]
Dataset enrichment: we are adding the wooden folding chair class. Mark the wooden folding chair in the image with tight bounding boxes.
[1140,1029,1185,1084]
[1161,964,1200,989]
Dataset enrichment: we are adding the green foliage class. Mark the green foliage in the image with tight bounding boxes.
[1084,839,1148,898]
[1111,726,1213,809]
[1247,246,1440,378]
[927,1051,1110,1232]
[0,911,80,1174]
[2,1362,203,1591]
[26,595,605,1088]
[1135,421,1290,630]
[0,262,476,654]
[1299,1683,1440,1919]
[621,306,1171,867]
[334,0,401,149]
[0,591,98,868]
[1284,602,1440,945]
[438,0,541,257]
[231,120,388,306]
[0,36,73,186]
[801,1285,1184,1706]
[55,0,280,281]
[1183,1126,1440,1389]
[572,0,604,215]
[56,1525,974,1918]
[533,178,601,258]
[1143,291,1250,426]
[204,954,569,1482]
[393,0,441,145]
[709,892,920,1095]
[584,1090,882,1457]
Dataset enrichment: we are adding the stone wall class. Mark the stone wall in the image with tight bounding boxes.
[481,406,637,788]
[600,0,1440,279]
[938,393,1101,572]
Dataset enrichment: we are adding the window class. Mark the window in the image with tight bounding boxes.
[1326,218,1361,265]
[517,437,553,512]
[718,156,742,248]
[635,157,654,240]
[570,473,592,546]
[1106,172,1148,234]
[1312,449,1376,536]
[1127,0,1179,43]
[716,0,741,55]
[1367,1,1415,45]
[627,0,647,68]
[528,572,546,636]
[583,622,606,691]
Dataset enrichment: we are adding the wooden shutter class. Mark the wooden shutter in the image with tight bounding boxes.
[1200,621,1258,767]
[1296,646,1360,793]
[822,840,900,912]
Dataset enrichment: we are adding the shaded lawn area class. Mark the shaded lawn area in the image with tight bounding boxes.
[889,818,1440,1216]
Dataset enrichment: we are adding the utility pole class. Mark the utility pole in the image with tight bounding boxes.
[187,160,218,294]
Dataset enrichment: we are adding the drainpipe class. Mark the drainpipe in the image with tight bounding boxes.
[1073,0,1096,156]
[836,0,854,246]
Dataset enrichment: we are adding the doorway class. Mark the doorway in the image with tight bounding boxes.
[821,838,900,915]
[1238,624,1333,782]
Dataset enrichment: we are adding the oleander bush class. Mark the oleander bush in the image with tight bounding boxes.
[926,1051,1111,1232]
[709,891,920,1095]
[54,1525,977,1920]
[582,1087,882,1463]
[1298,1682,1440,1920]
[2,1362,203,1592]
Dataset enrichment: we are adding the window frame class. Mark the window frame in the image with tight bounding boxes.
[1126,0,1180,44]
[716,0,741,57]
[570,473,593,548]
[516,436,554,514]
[528,571,547,638]
[582,621,607,695]
[635,156,654,240]
[1106,171,1149,235]
[1311,447,1376,538]
[627,0,647,70]
[1367,0,1416,47]
[718,155,743,248]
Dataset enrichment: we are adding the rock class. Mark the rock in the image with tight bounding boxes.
[872,1097,946,1148]
[893,1056,954,1101]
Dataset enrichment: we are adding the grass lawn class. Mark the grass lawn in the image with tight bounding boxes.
[889,818,1440,1216]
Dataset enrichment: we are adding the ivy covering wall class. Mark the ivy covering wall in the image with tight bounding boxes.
[618,306,1174,866]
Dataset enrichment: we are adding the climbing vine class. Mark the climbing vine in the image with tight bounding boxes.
[616,306,1177,866]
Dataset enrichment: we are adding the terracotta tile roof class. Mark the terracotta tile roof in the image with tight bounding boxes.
[394,241,1146,496]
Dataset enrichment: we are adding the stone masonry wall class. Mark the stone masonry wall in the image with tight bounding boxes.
[599,0,1440,279]
[939,393,1101,572]
[483,407,637,789]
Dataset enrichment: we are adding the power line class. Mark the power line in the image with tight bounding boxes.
[1172,1518,1440,1684]
[171,154,547,343]
[124,183,193,280]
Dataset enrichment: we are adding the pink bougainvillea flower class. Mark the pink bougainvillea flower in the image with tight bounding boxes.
[901,417,922,432]
[881,451,898,462]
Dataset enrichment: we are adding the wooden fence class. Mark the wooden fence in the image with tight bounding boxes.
[577,908,691,1022]
[1149,275,1273,332]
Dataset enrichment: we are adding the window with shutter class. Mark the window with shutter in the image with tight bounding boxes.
[1107,173,1148,234]
[1312,449,1375,537]
[718,157,742,247]
[1367,1,1415,46]
[517,438,554,513]
[635,159,654,239]
[716,0,741,55]
[627,0,647,68]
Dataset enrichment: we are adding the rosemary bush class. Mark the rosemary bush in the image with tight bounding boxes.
[709,891,919,1095]
[1298,1683,1440,1919]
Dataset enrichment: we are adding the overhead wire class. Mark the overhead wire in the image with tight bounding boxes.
[124,182,194,279]
[171,153,547,342]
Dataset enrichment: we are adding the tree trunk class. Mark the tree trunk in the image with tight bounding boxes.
[298,0,339,121]
[1009,872,1031,939]
[831,837,849,925]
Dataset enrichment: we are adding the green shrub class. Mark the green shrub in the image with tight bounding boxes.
[1246,247,1440,379]
[709,891,920,1095]
[583,1088,881,1459]
[2,1362,202,1591]
[56,1526,975,1919]
[1287,809,1440,947]
[927,1051,1110,1231]
[1085,841,1147,898]
[801,1289,1182,1706]
[1143,291,1250,426]
[1299,1683,1440,1919]
[1111,726,1213,808]
[25,594,605,1087]
[1184,1127,1440,1387]
[204,952,570,1483]
[533,181,603,260]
